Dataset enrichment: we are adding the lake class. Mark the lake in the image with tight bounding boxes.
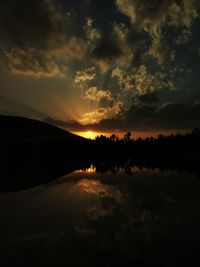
[1,165,200,266]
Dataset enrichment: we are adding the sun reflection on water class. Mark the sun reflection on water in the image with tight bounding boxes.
[75,164,96,174]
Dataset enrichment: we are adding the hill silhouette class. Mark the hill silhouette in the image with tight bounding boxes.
[0,115,91,191]
[0,115,90,165]
[0,115,84,143]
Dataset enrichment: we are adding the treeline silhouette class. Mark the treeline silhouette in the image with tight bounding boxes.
[90,129,200,174]
[94,128,200,148]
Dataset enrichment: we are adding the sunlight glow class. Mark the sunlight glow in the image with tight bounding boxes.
[73,130,101,139]
[86,131,94,139]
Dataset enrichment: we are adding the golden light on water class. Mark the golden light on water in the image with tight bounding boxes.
[75,164,96,174]
[75,178,123,202]
[76,179,108,195]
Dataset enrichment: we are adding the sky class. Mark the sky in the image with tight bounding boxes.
[0,0,200,136]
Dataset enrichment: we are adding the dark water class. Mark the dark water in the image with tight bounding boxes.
[1,166,200,266]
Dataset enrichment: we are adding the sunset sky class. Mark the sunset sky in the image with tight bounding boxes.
[0,0,200,137]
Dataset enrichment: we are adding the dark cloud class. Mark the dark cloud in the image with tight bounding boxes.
[99,98,114,109]
[125,104,157,128]
[91,102,200,131]
[6,48,66,77]
[91,38,123,60]
[0,0,64,49]
[116,0,199,63]
[125,27,146,66]
[0,0,87,77]
[154,102,200,127]
[131,49,143,66]
[44,101,200,132]
[116,0,199,32]
[133,92,160,105]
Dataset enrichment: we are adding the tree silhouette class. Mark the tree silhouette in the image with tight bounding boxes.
[123,132,132,144]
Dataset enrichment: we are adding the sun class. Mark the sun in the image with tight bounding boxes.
[72,130,98,139]
[86,131,94,139]
[73,130,102,139]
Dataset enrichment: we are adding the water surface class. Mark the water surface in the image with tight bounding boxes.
[1,165,200,266]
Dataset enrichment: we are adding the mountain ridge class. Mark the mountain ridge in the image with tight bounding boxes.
[0,115,85,143]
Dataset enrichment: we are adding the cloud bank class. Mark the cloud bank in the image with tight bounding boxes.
[0,0,199,131]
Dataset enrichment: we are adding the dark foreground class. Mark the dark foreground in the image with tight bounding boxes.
[1,115,200,266]
[1,164,200,266]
